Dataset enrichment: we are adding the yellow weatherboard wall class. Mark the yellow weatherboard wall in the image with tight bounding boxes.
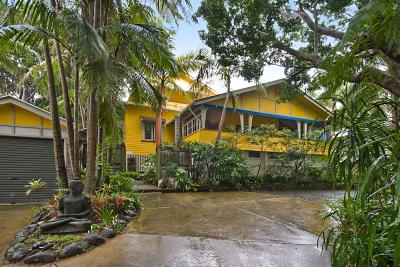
[124,104,179,155]
[0,102,62,128]
[0,103,13,125]
[209,85,328,121]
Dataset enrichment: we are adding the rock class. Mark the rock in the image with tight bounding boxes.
[123,215,133,222]
[31,208,49,224]
[116,218,127,225]
[125,209,137,217]
[99,228,116,239]
[13,223,38,245]
[83,234,106,246]
[23,251,56,264]
[32,242,46,250]
[59,241,90,258]
[8,246,31,263]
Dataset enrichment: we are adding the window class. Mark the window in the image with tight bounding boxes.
[248,151,261,158]
[142,121,155,141]
[182,115,202,138]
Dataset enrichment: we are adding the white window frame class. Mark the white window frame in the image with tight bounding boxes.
[142,121,156,141]
[182,114,202,138]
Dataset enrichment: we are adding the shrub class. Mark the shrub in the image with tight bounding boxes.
[183,142,251,189]
[108,172,134,192]
[141,155,158,185]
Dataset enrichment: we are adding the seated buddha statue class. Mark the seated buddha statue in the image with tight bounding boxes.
[40,177,92,234]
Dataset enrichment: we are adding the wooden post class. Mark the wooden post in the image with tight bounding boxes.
[248,114,253,131]
[200,106,207,129]
[304,122,308,139]
[174,114,181,148]
[239,113,244,133]
[297,121,302,139]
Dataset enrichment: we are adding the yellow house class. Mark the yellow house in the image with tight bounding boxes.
[124,85,216,170]
[0,95,68,203]
[124,79,332,170]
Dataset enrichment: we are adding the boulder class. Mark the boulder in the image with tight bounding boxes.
[99,228,116,239]
[125,209,137,217]
[8,246,31,263]
[23,251,56,264]
[123,215,133,222]
[59,241,89,258]
[83,234,106,246]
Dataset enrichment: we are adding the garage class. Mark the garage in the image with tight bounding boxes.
[0,96,68,204]
[0,136,58,203]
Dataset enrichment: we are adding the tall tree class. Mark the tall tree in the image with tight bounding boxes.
[194,0,400,99]
[43,36,69,188]
[53,0,77,177]
[130,50,208,146]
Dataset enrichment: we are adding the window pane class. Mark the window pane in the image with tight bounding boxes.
[143,121,155,140]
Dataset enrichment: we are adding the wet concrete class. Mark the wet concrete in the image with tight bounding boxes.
[5,192,331,267]
[262,190,345,203]
[0,205,39,263]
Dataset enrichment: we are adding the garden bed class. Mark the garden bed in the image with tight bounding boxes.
[4,172,141,265]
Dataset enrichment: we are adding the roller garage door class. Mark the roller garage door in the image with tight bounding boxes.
[0,136,58,203]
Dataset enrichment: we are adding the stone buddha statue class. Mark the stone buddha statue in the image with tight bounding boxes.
[40,177,92,234]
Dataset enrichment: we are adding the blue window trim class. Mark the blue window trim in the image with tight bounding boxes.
[204,104,327,125]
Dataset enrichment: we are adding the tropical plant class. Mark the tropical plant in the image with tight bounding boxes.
[1,0,192,194]
[108,173,135,193]
[130,49,209,147]
[25,179,46,195]
[183,141,251,189]
[321,85,400,266]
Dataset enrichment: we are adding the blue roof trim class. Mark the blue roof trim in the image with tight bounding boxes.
[204,104,326,125]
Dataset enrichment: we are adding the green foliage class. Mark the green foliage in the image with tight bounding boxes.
[108,172,135,193]
[96,205,117,226]
[321,85,400,266]
[24,179,46,195]
[25,234,82,252]
[89,223,101,233]
[183,141,251,190]
[140,155,158,185]
[93,171,141,227]
[166,163,195,192]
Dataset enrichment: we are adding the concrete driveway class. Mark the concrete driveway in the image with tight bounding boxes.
[51,192,331,266]
[4,192,331,267]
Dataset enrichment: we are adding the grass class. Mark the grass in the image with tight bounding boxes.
[24,234,83,252]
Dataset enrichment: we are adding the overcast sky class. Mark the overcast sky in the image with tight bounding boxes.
[168,0,286,93]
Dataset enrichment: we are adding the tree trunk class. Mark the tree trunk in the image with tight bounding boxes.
[43,37,68,188]
[73,61,80,177]
[156,108,163,147]
[215,74,231,146]
[155,82,164,147]
[55,40,76,177]
[85,0,100,194]
[85,92,98,194]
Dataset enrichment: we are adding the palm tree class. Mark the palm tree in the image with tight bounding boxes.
[130,49,208,147]
[1,0,191,194]
[0,1,70,187]
[79,0,175,194]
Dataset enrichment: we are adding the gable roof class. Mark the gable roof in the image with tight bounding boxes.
[0,95,67,126]
[193,79,332,116]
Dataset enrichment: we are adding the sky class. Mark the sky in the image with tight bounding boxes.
[168,0,286,93]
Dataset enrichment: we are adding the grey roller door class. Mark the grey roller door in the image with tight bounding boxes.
[0,136,58,203]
